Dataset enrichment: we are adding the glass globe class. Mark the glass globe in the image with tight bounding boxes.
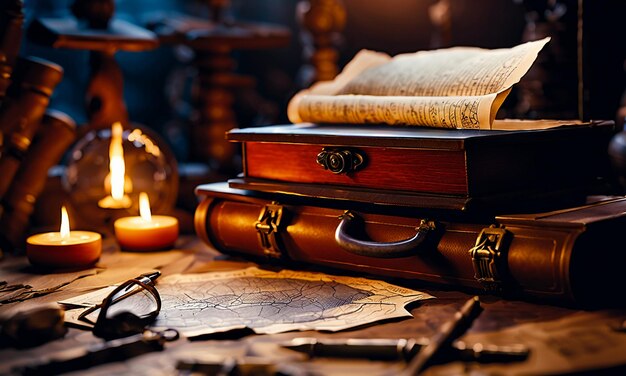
[63,123,179,231]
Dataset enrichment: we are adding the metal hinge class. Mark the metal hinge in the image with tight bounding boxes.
[254,202,284,258]
[468,225,509,291]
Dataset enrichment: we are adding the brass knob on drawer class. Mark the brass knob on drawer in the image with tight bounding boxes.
[316,147,365,174]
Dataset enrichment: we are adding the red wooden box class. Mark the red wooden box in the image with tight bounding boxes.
[226,121,615,212]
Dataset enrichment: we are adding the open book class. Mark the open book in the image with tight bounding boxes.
[287,38,569,130]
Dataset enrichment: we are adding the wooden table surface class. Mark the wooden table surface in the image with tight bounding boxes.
[1,236,625,376]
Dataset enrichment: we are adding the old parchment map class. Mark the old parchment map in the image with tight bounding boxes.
[62,267,432,337]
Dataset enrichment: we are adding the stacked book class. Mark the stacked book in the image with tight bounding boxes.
[194,38,624,307]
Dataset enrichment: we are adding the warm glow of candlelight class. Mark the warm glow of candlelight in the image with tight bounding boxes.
[60,206,70,239]
[128,128,161,157]
[27,205,102,269]
[110,122,125,201]
[98,122,132,209]
[114,192,179,252]
[139,192,152,222]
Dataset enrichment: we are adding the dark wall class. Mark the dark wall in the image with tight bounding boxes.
[20,0,626,163]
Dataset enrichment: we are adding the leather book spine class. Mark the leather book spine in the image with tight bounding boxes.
[194,184,626,307]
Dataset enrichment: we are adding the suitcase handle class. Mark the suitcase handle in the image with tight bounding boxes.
[334,211,435,258]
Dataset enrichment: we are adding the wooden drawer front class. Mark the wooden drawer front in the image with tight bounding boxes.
[244,142,468,194]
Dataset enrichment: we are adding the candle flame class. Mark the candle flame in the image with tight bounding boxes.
[128,128,161,157]
[60,206,70,239]
[109,122,125,200]
[139,192,152,222]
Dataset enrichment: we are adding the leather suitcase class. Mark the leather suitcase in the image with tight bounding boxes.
[226,121,615,213]
[195,182,626,307]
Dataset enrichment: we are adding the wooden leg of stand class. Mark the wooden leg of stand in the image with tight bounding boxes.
[84,50,129,133]
[192,48,253,173]
[296,0,346,84]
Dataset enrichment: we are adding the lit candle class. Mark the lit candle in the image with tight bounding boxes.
[26,206,102,269]
[114,192,179,251]
[98,122,132,209]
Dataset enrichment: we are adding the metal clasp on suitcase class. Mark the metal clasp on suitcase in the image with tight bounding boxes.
[255,202,285,258]
[469,226,510,291]
[334,211,436,258]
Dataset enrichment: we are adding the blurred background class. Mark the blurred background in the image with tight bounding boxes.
[8,0,626,236]
[22,0,626,158]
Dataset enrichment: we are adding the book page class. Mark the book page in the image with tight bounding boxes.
[288,38,550,129]
[492,118,583,131]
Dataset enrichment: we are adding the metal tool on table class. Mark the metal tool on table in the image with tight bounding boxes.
[281,336,529,364]
[17,328,179,376]
[401,296,482,375]
[282,296,528,374]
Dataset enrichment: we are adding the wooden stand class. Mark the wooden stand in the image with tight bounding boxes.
[27,0,159,133]
[147,0,290,173]
[296,0,346,85]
